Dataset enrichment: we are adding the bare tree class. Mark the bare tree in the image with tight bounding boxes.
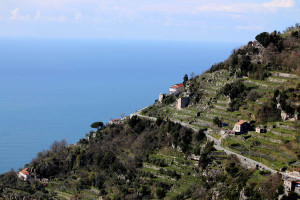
[50,139,67,153]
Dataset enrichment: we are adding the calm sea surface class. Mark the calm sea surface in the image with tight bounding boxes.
[0,39,240,173]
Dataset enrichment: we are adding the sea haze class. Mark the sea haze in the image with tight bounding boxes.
[0,38,240,173]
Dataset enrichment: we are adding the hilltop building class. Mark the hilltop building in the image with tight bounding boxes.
[169,83,184,95]
[233,120,248,135]
[108,119,121,125]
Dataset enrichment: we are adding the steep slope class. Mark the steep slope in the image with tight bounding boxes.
[143,25,300,172]
[1,25,300,200]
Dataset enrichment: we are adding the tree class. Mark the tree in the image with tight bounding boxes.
[50,139,67,153]
[282,192,298,200]
[183,74,189,87]
[255,32,271,47]
[196,129,206,142]
[291,31,299,38]
[198,141,215,169]
[213,117,222,127]
[90,121,104,130]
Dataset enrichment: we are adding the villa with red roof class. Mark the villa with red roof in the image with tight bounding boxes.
[108,119,122,125]
[18,168,30,181]
[233,120,248,135]
[169,83,184,95]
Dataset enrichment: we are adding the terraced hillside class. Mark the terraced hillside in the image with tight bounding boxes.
[1,25,300,200]
[142,27,300,172]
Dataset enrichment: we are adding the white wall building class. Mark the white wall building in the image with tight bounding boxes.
[18,168,30,181]
[169,83,184,95]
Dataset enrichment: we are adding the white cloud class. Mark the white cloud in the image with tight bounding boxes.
[49,15,68,22]
[212,25,225,29]
[34,11,41,20]
[194,0,295,14]
[57,15,68,22]
[10,8,30,20]
[11,8,19,20]
[236,25,263,31]
[75,13,82,21]
[263,0,295,8]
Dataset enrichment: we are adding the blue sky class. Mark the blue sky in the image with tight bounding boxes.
[0,0,299,42]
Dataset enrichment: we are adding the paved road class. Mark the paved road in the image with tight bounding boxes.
[132,111,300,180]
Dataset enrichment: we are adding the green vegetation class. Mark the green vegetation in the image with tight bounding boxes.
[1,24,300,199]
[90,121,104,130]
[142,24,300,173]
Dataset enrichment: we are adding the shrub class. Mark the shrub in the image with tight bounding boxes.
[221,81,247,100]
[256,102,281,123]
[213,117,222,127]
[196,129,206,142]
[210,62,225,72]
[162,95,176,105]
[246,90,260,101]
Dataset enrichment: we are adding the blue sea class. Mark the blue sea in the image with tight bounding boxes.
[0,39,240,173]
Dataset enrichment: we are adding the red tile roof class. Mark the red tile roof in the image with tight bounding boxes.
[170,83,183,89]
[235,120,247,125]
[111,119,120,121]
[20,168,29,175]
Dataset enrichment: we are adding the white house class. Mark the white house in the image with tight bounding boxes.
[233,120,248,135]
[108,119,122,125]
[18,168,30,181]
[255,127,266,133]
[169,83,184,95]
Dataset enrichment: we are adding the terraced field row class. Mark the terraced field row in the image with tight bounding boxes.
[140,148,200,199]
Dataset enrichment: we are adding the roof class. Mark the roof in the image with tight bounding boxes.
[170,83,183,89]
[20,168,29,175]
[235,120,247,125]
[110,119,120,122]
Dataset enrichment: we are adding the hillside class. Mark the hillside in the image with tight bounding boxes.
[1,25,300,200]
[142,25,300,172]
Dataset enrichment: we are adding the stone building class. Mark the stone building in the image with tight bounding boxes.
[158,94,165,102]
[255,127,266,133]
[177,97,189,110]
[283,176,300,195]
[233,120,248,135]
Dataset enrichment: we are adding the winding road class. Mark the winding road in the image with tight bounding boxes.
[131,110,300,181]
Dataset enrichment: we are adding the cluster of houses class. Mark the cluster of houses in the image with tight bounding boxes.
[162,83,268,136]
[219,120,267,136]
